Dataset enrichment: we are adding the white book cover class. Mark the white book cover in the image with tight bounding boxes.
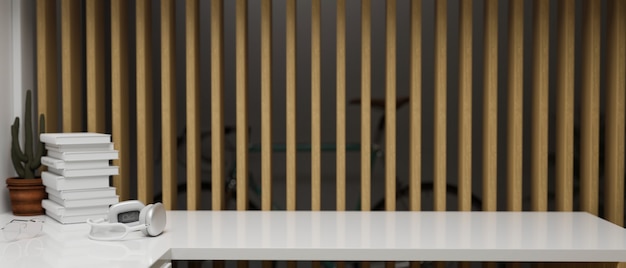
[40,132,111,145]
[46,187,117,200]
[48,166,119,177]
[45,210,107,224]
[46,142,114,153]
[42,199,111,217]
[47,150,119,161]
[48,194,119,208]
[41,156,110,169]
[42,171,110,191]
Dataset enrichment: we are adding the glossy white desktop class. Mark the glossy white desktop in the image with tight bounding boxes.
[1,211,626,267]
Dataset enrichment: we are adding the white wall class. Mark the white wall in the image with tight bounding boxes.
[0,0,35,214]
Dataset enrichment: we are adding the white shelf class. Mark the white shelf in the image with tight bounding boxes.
[1,211,626,267]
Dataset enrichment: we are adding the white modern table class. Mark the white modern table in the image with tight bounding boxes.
[1,211,626,267]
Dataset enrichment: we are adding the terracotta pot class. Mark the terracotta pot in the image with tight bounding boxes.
[6,177,47,216]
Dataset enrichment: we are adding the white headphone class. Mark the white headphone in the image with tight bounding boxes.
[87,201,166,240]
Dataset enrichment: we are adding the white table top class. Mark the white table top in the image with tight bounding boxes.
[1,211,626,267]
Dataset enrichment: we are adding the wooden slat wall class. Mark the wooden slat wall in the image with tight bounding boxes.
[458,0,472,212]
[110,0,130,201]
[236,0,249,211]
[35,0,626,234]
[186,0,201,210]
[434,0,447,212]
[506,0,524,212]
[136,0,153,205]
[555,0,575,212]
[580,0,601,216]
[161,0,177,210]
[531,0,550,212]
[61,0,82,132]
[86,0,105,133]
[482,0,498,212]
[336,0,347,212]
[605,0,625,227]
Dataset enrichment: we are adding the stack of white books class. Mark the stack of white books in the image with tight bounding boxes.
[39,133,120,224]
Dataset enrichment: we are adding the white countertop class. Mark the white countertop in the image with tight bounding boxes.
[1,211,626,267]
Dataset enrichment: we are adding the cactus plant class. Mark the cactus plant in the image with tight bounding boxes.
[10,90,46,179]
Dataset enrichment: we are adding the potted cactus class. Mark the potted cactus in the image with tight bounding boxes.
[7,90,47,216]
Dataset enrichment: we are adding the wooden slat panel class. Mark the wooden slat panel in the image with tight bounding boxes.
[409,0,422,212]
[506,0,523,212]
[61,0,82,132]
[185,0,201,210]
[286,0,297,211]
[385,0,397,211]
[161,0,177,210]
[236,0,249,211]
[361,0,371,212]
[211,0,225,211]
[111,0,130,201]
[482,0,498,212]
[86,0,105,133]
[604,0,625,227]
[311,0,321,211]
[336,0,346,211]
[458,0,472,212]
[261,0,273,211]
[555,0,575,212]
[136,0,154,205]
[36,0,58,133]
[531,0,549,212]
[580,0,601,216]
[434,0,447,211]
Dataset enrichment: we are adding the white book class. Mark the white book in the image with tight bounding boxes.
[48,194,119,208]
[40,132,111,145]
[48,166,119,177]
[42,199,111,217]
[41,156,110,169]
[42,171,110,191]
[46,142,114,153]
[47,150,119,161]
[45,209,107,224]
[46,187,117,200]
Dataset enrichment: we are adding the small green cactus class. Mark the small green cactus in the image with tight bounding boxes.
[10,90,46,179]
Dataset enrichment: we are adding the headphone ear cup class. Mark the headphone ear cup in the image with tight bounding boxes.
[139,204,153,236]
[141,202,167,236]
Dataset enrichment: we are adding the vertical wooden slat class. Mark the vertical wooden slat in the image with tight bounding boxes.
[555,0,575,212]
[580,0,601,216]
[61,0,82,132]
[185,0,201,210]
[336,0,346,212]
[161,0,177,210]
[36,0,58,133]
[409,0,422,213]
[236,0,249,211]
[211,0,225,211]
[506,0,523,212]
[385,0,397,211]
[86,0,105,133]
[482,0,498,212]
[136,0,154,205]
[111,0,130,201]
[361,0,371,212]
[261,0,273,211]
[604,0,625,227]
[286,0,297,211]
[531,0,549,212]
[434,0,447,211]
[311,0,321,211]
[458,0,472,212]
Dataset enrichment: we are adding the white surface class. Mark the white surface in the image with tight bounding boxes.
[1,211,626,267]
